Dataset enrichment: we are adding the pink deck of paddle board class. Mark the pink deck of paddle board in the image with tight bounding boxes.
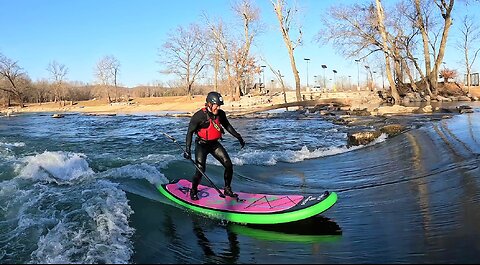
[165,179,304,213]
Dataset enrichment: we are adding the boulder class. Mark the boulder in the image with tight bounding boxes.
[380,124,405,137]
[375,105,418,115]
[457,105,474,114]
[415,105,433,113]
[347,131,382,146]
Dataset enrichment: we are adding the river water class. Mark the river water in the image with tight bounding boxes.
[1,105,479,263]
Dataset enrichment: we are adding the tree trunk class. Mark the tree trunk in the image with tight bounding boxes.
[375,0,400,104]
[272,0,302,102]
[430,2,453,94]
[289,48,302,102]
[414,0,433,96]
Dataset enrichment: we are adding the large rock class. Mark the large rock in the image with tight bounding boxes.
[347,131,382,146]
[380,124,406,137]
[347,108,371,116]
[374,105,418,115]
[457,96,472,101]
[415,105,433,113]
[457,105,474,114]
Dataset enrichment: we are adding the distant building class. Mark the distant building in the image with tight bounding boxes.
[464,73,479,86]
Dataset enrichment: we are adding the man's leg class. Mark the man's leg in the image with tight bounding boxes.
[191,142,208,200]
[211,142,236,197]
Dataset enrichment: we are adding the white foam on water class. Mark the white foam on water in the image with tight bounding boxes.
[29,180,134,264]
[100,162,169,186]
[15,151,94,184]
[223,133,388,166]
[139,153,178,169]
[0,141,25,161]
[0,151,136,263]
[0,141,26,148]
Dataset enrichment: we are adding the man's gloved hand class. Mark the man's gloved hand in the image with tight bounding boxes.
[183,149,191,160]
[238,137,245,149]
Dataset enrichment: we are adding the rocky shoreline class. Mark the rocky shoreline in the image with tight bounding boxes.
[230,99,477,147]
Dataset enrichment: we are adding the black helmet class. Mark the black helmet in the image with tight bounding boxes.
[206,91,224,105]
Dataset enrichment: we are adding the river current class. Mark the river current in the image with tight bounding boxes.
[0,106,479,263]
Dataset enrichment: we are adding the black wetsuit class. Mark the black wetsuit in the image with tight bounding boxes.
[185,108,243,191]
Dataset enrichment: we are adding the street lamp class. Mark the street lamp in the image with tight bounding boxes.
[304,58,311,88]
[364,65,370,90]
[355,59,360,89]
[321,64,327,89]
[332,70,337,91]
[261,65,266,88]
[372,71,377,91]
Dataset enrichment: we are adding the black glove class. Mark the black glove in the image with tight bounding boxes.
[183,149,191,160]
[238,137,245,149]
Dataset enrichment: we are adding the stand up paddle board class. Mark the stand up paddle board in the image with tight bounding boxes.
[157,179,338,225]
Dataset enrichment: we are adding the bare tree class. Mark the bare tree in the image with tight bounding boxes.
[33,79,51,104]
[272,68,288,109]
[0,53,30,107]
[317,3,400,99]
[46,60,69,105]
[95,55,120,103]
[204,2,262,101]
[204,16,235,97]
[231,0,262,99]
[414,0,454,95]
[262,57,288,106]
[319,0,456,102]
[374,0,400,103]
[159,23,209,99]
[439,67,457,83]
[271,0,303,102]
[456,14,480,94]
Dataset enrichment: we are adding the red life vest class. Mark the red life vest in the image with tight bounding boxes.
[197,108,222,141]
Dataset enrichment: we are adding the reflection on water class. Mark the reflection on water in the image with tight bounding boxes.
[229,215,342,243]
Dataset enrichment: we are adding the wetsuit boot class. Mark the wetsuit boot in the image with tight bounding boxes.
[190,187,199,200]
[223,186,238,198]
[190,179,200,200]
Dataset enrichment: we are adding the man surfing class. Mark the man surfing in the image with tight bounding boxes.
[184,91,245,200]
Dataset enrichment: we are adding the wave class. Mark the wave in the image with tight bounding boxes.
[208,134,388,166]
[99,162,169,186]
[0,151,138,263]
[14,151,95,185]
[0,141,26,148]
[0,141,25,161]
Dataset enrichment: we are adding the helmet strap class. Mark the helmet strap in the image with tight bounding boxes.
[205,103,213,112]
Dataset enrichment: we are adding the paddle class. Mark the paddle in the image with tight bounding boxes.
[162,132,226,198]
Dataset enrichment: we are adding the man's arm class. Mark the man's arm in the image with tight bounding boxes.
[185,111,203,153]
[219,110,245,148]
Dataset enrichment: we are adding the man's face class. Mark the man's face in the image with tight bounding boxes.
[210,103,220,115]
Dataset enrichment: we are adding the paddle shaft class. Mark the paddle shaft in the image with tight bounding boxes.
[162,132,225,198]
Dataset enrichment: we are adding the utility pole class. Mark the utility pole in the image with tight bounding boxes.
[304,58,311,88]
[332,69,337,91]
[261,65,266,92]
[321,64,327,90]
[355,59,360,90]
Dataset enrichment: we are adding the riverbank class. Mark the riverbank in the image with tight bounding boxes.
[1,88,479,117]
[0,91,382,116]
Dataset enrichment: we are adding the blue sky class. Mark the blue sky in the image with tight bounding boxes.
[1,0,477,88]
